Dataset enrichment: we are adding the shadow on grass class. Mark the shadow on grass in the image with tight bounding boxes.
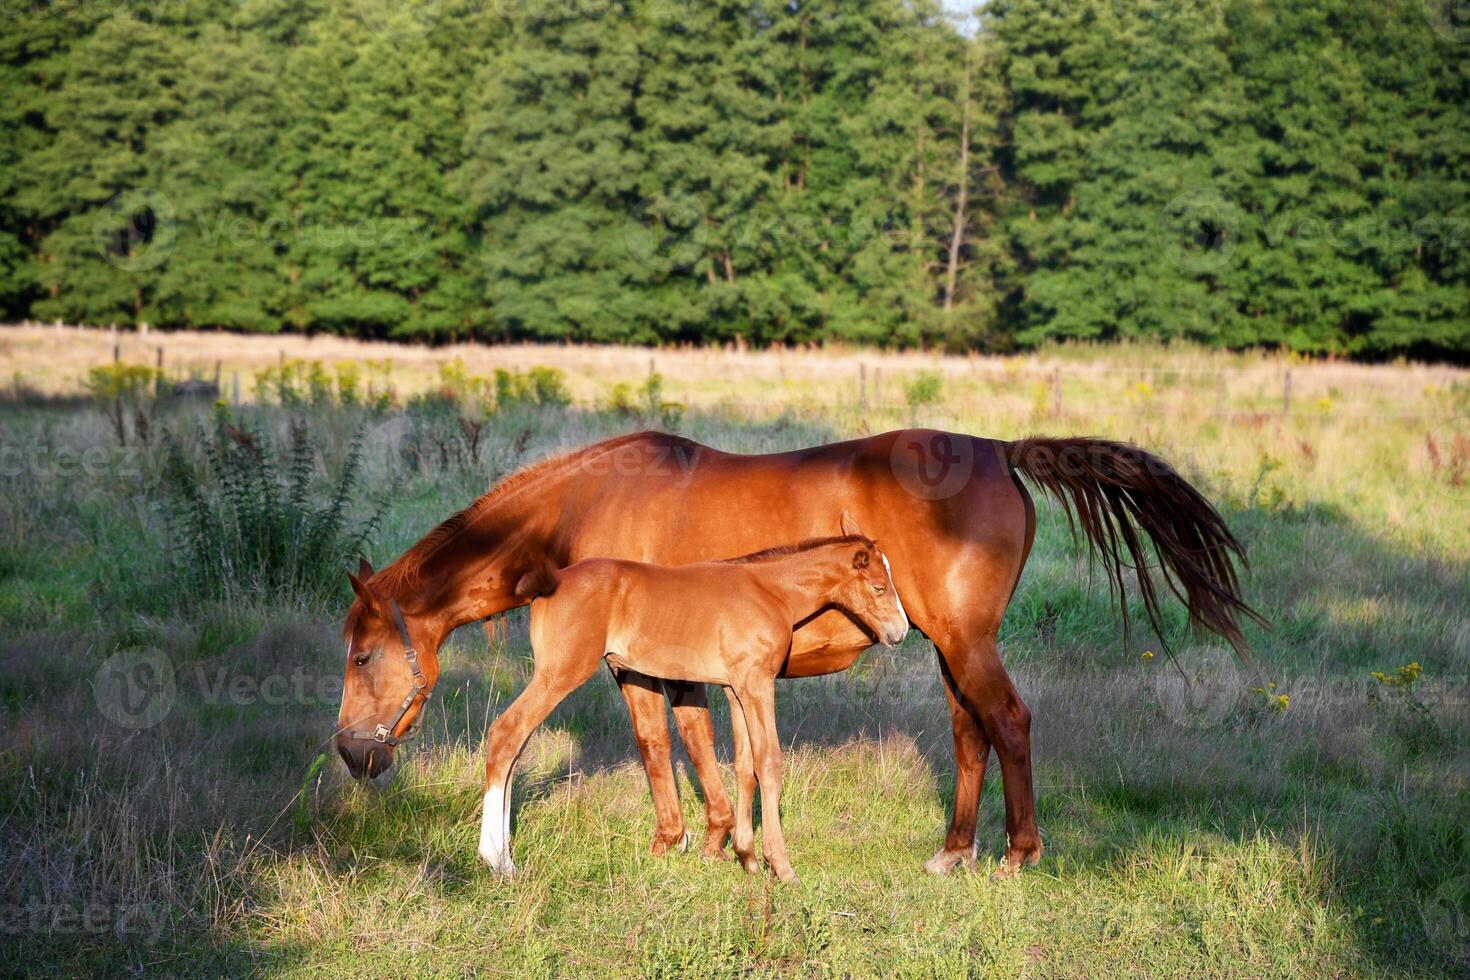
[4,402,1468,973]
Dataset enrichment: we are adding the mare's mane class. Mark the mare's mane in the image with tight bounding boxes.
[718,534,875,565]
[370,431,697,597]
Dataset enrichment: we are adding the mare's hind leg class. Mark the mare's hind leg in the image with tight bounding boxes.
[612,668,689,855]
[723,685,760,874]
[923,647,993,876]
[481,654,601,875]
[932,627,1041,876]
[666,680,735,859]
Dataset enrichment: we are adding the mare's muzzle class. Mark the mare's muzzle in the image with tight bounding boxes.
[337,736,394,779]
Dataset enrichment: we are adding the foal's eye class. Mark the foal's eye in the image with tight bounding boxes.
[353,651,372,667]
[872,584,886,595]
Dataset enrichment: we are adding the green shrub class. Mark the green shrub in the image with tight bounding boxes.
[493,366,571,409]
[84,363,156,444]
[158,410,382,603]
[904,370,943,409]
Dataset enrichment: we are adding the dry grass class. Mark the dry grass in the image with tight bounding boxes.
[3,323,1466,417]
[1,337,1468,975]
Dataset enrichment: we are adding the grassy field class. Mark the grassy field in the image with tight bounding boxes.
[2,328,1469,976]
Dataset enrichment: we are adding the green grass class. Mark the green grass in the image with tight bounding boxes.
[1,348,1468,976]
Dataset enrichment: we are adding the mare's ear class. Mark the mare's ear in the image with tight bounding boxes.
[358,556,375,579]
[840,509,864,537]
[851,548,871,570]
[347,571,377,608]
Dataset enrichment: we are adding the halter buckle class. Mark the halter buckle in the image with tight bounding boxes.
[372,724,392,743]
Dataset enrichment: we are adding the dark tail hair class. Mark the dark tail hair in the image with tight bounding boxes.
[1006,436,1265,654]
[513,556,560,599]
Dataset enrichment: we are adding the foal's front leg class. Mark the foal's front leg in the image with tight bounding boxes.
[480,660,598,875]
[733,675,798,883]
[723,685,760,874]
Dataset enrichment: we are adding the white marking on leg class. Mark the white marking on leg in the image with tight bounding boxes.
[478,785,514,875]
[880,553,910,643]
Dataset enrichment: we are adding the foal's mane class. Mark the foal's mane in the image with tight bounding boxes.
[371,432,694,597]
[719,534,875,565]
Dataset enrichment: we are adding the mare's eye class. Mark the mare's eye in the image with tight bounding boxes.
[872,584,886,595]
[353,651,373,667]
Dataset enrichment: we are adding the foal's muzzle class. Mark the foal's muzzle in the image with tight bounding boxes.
[337,735,394,779]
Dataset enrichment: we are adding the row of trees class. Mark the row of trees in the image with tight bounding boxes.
[2,0,1467,355]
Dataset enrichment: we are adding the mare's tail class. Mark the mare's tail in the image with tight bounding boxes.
[1005,436,1265,653]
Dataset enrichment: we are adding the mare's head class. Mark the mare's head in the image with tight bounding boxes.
[828,525,909,648]
[336,559,441,779]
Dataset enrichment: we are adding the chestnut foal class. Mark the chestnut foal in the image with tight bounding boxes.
[476,535,909,883]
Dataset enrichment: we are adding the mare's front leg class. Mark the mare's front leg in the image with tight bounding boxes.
[480,655,600,876]
[612,668,689,855]
[732,675,798,883]
[667,680,735,859]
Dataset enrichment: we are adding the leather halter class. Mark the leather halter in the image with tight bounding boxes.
[347,599,433,746]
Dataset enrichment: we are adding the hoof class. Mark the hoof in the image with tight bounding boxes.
[737,853,761,875]
[480,849,516,878]
[923,848,977,877]
[650,829,689,857]
[702,823,732,859]
[994,840,1042,879]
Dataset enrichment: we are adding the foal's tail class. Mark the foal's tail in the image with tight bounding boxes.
[513,557,561,600]
[1005,436,1265,654]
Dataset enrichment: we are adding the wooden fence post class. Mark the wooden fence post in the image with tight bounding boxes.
[1283,369,1292,415]
[155,346,165,398]
[1053,367,1062,416]
[859,363,867,411]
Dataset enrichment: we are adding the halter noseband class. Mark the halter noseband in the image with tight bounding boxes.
[348,599,433,747]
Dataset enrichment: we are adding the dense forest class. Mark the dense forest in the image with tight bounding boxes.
[1,0,1467,356]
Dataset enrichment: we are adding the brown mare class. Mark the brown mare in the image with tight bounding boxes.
[475,534,909,882]
[338,430,1257,876]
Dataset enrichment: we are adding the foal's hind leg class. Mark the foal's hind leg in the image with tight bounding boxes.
[723,685,760,874]
[667,680,735,859]
[612,668,689,855]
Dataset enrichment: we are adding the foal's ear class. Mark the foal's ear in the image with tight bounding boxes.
[358,556,375,579]
[840,509,864,537]
[851,548,871,570]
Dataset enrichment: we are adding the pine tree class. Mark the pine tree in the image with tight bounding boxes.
[453,1,645,342]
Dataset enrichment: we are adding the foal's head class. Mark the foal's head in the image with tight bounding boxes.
[827,537,910,648]
[335,560,440,779]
